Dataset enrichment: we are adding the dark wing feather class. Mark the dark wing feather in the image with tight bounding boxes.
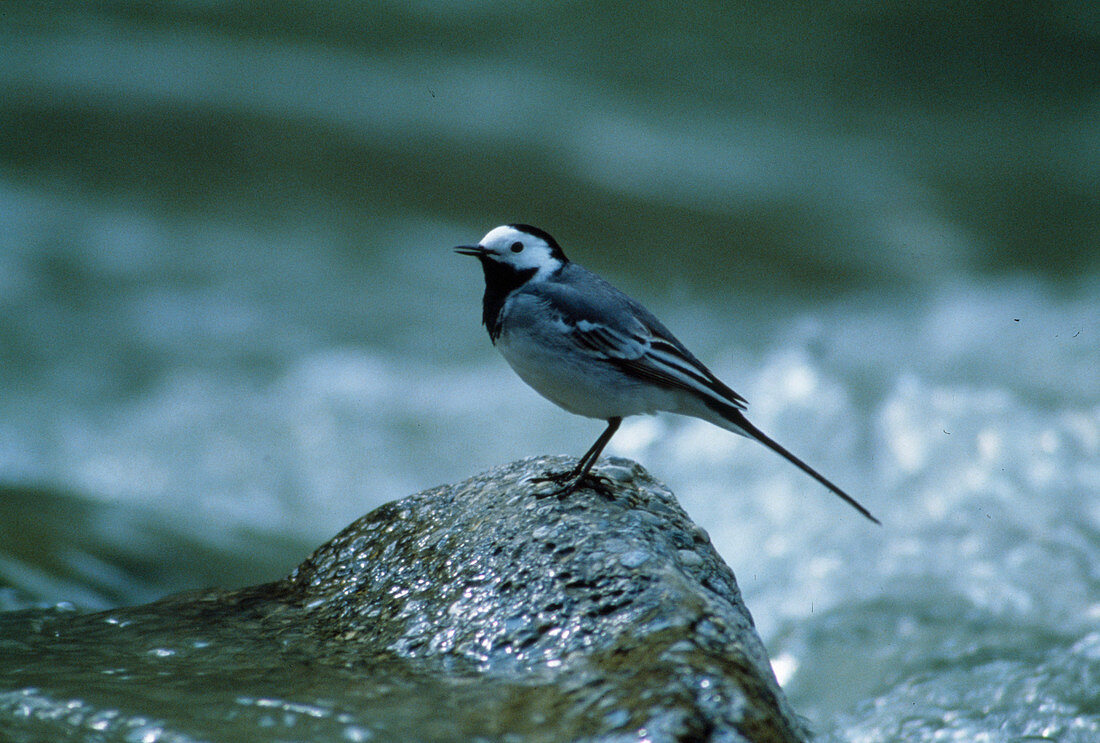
[533,265,748,411]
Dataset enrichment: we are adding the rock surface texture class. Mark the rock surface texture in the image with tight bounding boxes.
[0,456,808,743]
[286,456,807,742]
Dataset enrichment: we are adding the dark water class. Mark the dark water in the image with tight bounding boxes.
[2,3,1098,740]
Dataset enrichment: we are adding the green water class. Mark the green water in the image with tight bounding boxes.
[1,2,1098,740]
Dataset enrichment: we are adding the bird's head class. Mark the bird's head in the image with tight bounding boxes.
[454,224,568,280]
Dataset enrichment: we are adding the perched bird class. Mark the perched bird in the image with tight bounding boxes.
[455,224,878,524]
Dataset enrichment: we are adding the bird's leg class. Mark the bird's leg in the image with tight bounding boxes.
[534,417,622,498]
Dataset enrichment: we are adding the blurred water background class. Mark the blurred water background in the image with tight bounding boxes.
[1,2,1098,740]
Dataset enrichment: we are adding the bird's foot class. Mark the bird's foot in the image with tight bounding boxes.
[532,470,616,500]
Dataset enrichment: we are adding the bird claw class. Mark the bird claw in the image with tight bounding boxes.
[532,470,616,500]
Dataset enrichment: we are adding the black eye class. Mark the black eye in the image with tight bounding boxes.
[510,241,524,253]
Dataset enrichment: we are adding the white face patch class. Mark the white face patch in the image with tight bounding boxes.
[478,225,563,278]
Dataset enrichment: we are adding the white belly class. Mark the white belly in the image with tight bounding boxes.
[496,317,675,421]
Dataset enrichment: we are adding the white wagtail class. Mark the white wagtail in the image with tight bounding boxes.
[455,224,879,524]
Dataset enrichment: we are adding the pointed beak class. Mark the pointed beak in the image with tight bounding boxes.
[454,245,487,257]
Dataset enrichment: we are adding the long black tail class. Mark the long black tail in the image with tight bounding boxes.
[718,407,880,525]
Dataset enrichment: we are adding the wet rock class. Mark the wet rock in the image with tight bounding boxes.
[0,457,807,742]
[284,456,807,742]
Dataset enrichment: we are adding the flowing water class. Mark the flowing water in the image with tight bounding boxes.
[1,3,1098,741]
